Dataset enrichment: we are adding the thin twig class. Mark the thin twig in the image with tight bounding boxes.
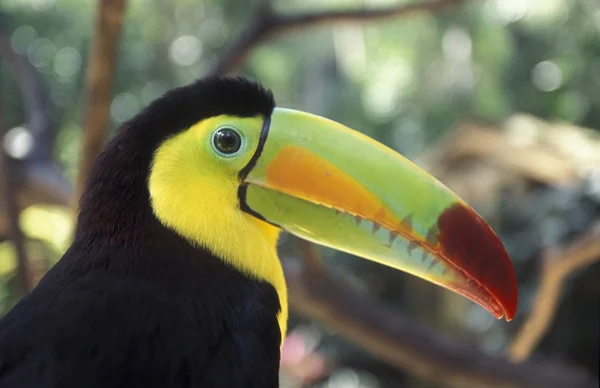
[0,108,33,295]
[74,0,127,212]
[508,222,600,362]
[209,0,467,76]
[284,257,596,388]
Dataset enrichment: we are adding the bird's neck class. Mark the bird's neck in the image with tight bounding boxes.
[75,128,159,249]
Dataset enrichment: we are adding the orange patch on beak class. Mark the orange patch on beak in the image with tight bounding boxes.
[264,146,400,228]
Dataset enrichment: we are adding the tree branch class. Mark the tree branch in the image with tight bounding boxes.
[0,108,33,295]
[508,222,600,362]
[0,18,71,239]
[209,0,468,76]
[74,0,127,211]
[284,257,596,388]
[0,18,54,161]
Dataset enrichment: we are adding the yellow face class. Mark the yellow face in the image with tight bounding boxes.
[148,114,287,339]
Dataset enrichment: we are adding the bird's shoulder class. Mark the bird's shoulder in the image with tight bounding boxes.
[0,245,281,388]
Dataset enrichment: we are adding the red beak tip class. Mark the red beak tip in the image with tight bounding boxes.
[486,279,518,322]
[501,292,518,322]
[497,267,519,322]
[437,203,518,324]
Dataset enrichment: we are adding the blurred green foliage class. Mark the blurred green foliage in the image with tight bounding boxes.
[1,0,599,386]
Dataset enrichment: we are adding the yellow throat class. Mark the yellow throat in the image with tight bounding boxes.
[147,115,288,343]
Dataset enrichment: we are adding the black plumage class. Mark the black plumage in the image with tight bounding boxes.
[0,77,281,388]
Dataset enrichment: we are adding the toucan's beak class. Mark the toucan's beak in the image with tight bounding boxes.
[240,108,518,321]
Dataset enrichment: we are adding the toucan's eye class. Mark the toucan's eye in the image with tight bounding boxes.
[212,127,242,155]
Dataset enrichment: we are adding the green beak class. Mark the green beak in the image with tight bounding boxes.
[240,107,518,320]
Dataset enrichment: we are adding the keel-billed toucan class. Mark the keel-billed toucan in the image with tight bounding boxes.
[0,77,517,387]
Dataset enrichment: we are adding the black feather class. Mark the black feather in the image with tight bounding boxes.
[0,76,281,388]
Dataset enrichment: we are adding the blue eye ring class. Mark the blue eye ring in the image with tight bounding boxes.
[211,126,244,157]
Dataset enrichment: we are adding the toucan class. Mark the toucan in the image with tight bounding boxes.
[0,76,517,388]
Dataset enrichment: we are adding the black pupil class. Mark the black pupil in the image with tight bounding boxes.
[214,128,241,154]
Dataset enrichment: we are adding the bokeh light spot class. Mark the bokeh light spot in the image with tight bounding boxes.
[29,0,56,11]
[442,27,472,62]
[3,126,34,159]
[531,60,562,92]
[327,369,361,388]
[169,35,202,66]
[27,38,57,70]
[53,47,81,79]
[492,0,527,24]
[10,25,38,55]
[110,93,140,123]
[363,59,413,120]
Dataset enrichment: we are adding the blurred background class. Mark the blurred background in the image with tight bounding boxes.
[1,0,599,387]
